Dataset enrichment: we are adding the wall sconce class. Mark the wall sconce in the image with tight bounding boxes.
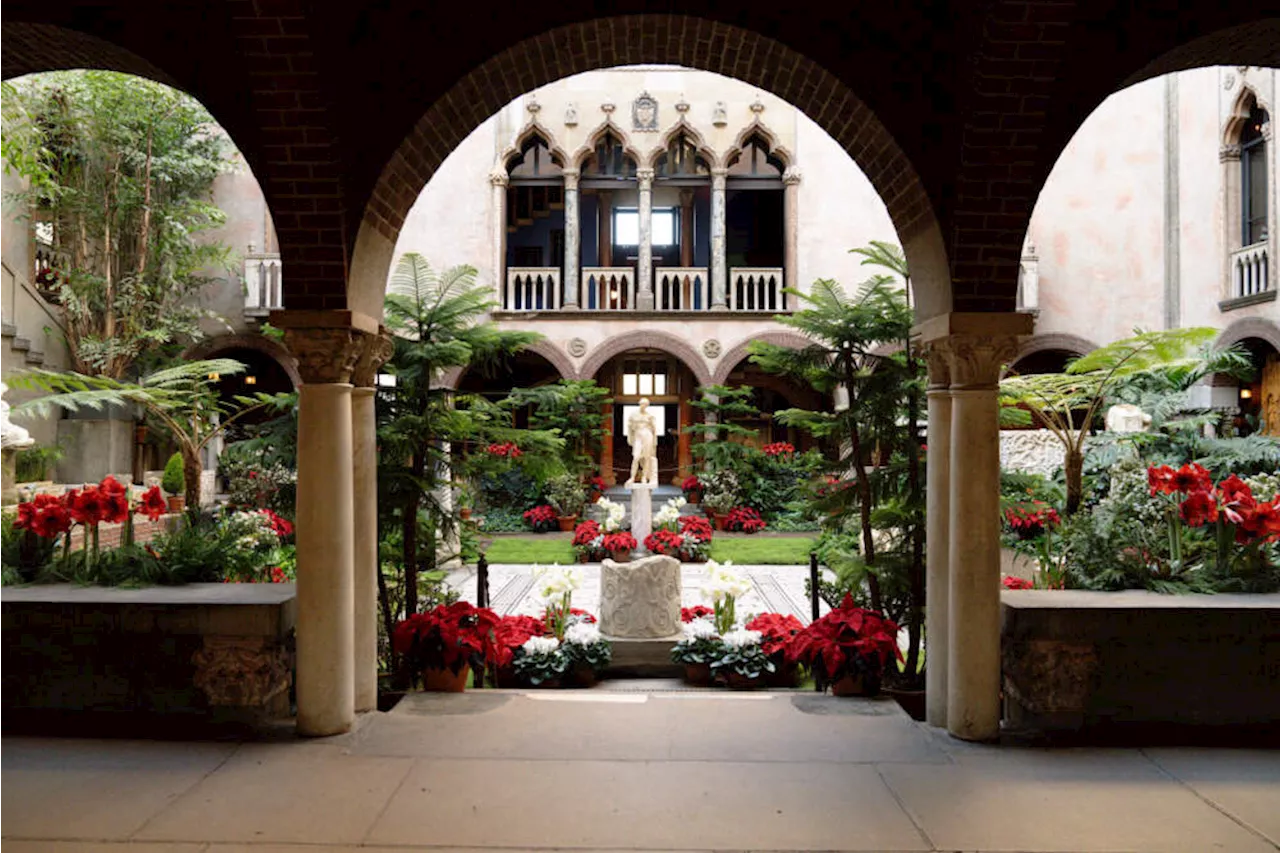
[1240,387,1253,400]
[244,376,257,385]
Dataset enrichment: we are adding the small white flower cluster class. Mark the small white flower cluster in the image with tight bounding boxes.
[701,559,751,605]
[653,495,687,529]
[597,497,626,532]
[226,510,278,551]
[563,621,602,646]
[681,617,719,640]
[720,628,763,650]
[536,563,582,604]
[521,635,561,656]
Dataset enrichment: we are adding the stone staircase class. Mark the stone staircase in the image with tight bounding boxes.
[2,323,46,366]
[586,485,703,524]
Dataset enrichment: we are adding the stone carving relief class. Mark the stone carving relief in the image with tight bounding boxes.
[946,334,1021,389]
[712,101,727,127]
[702,339,722,359]
[598,555,682,638]
[564,102,578,126]
[601,99,616,115]
[192,635,292,707]
[352,331,395,388]
[675,96,690,114]
[1000,430,1068,478]
[525,96,540,115]
[284,327,362,384]
[633,91,658,131]
[567,337,588,358]
[750,96,765,114]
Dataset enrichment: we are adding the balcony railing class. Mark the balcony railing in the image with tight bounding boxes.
[728,268,785,312]
[657,267,710,310]
[244,252,283,315]
[582,267,636,311]
[505,267,561,311]
[1231,241,1270,299]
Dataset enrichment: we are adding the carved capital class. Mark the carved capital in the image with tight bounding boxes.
[636,167,655,186]
[783,166,802,186]
[562,167,580,190]
[285,327,362,384]
[489,169,510,187]
[352,331,395,388]
[193,635,292,708]
[710,166,729,190]
[1220,144,1242,163]
[940,333,1020,390]
[921,340,952,390]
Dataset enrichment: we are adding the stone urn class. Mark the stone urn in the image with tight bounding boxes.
[598,554,681,638]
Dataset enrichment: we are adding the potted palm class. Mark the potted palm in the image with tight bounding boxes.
[392,601,499,691]
[788,594,901,696]
[546,473,587,532]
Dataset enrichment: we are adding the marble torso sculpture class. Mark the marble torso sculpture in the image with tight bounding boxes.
[1,383,33,451]
[1104,403,1151,433]
[625,398,659,487]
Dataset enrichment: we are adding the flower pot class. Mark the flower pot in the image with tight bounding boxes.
[571,664,598,688]
[723,671,766,690]
[495,665,520,688]
[830,672,877,697]
[610,548,632,563]
[166,495,185,513]
[682,663,713,686]
[589,492,602,504]
[557,514,579,532]
[685,492,700,505]
[422,663,470,692]
[459,507,472,521]
[712,513,729,532]
[885,686,926,721]
[767,661,798,688]
[578,553,589,563]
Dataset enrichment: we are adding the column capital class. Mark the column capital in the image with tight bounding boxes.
[934,333,1021,390]
[636,167,655,186]
[562,167,580,189]
[284,327,362,385]
[783,166,802,186]
[351,330,395,388]
[489,168,509,187]
[921,340,952,390]
[710,166,729,188]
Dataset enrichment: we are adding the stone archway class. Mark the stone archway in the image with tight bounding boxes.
[1216,317,1280,354]
[710,331,812,386]
[183,333,302,389]
[578,329,713,388]
[439,338,577,390]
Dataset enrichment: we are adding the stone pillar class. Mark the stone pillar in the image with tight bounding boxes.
[489,170,509,308]
[351,331,393,714]
[628,483,655,551]
[636,167,655,311]
[562,168,580,309]
[284,323,364,737]
[783,167,801,298]
[710,167,728,310]
[675,394,693,485]
[923,344,952,728]
[600,400,616,486]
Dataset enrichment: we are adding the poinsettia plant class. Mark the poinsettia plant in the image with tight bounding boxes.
[745,612,804,660]
[602,531,637,553]
[572,519,606,561]
[392,601,500,675]
[644,528,684,557]
[1002,575,1034,590]
[681,474,702,499]
[523,504,557,532]
[788,594,901,694]
[726,506,766,533]
[678,514,713,561]
[492,614,547,669]
[681,605,714,622]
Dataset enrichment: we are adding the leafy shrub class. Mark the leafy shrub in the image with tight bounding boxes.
[479,465,542,511]
[477,507,526,532]
[544,473,586,518]
[14,445,63,482]
[161,453,185,496]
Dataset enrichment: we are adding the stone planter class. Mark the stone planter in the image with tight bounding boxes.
[422,663,469,692]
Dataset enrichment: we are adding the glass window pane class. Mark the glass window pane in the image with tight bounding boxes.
[639,373,653,395]
[652,210,675,246]
[1247,147,1267,244]
[615,211,639,245]
[654,374,667,395]
[622,374,638,395]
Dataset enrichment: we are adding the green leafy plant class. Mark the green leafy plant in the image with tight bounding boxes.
[544,473,586,518]
[509,380,612,475]
[14,445,64,482]
[684,385,761,475]
[161,452,185,496]
[699,469,740,515]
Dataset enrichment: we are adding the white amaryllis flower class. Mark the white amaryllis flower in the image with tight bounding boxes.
[653,496,688,528]
[521,636,561,656]
[702,560,751,603]
[681,617,719,640]
[721,628,763,650]
[563,621,602,646]
[536,563,582,602]
[598,497,626,532]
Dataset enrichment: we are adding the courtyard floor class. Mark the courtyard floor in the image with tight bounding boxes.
[4,689,1279,853]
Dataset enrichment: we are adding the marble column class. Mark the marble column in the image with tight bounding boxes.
[489,169,509,308]
[783,167,801,300]
[636,167,655,311]
[351,332,393,713]
[285,325,363,737]
[562,167,580,310]
[710,167,728,310]
[923,344,952,729]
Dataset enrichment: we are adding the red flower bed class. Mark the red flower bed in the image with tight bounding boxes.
[1003,500,1060,540]
[762,442,795,457]
[678,514,713,542]
[681,605,714,622]
[788,594,902,683]
[1002,576,1034,590]
[602,531,637,552]
[393,601,500,674]
[523,504,557,532]
[726,506,766,533]
[745,612,804,657]
[1155,468,1280,545]
[644,528,684,556]
[486,441,523,458]
[572,519,602,546]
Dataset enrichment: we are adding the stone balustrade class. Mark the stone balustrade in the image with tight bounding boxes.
[1230,241,1270,299]
[504,267,561,311]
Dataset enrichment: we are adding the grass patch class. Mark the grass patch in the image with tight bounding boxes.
[709,536,816,565]
[484,536,575,565]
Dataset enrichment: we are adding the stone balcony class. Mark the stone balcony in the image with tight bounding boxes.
[498,266,786,315]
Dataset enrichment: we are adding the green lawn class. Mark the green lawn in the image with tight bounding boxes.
[484,537,575,565]
[708,536,816,565]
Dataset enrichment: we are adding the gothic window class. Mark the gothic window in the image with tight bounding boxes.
[507,135,563,181]
[727,134,785,179]
[1241,102,1269,247]
[656,133,710,178]
[583,132,636,178]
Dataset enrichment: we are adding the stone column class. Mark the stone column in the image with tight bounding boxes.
[285,324,363,737]
[351,331,393,714]
[783,167,801,298]
[922,344,952,728]
[562,168,581,309]
[710,167,728,310]
[636,167,655,311]
[489,169,509,308]
[675,394,693,485]
[600,400,616,486]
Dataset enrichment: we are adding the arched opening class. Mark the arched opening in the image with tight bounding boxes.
[456,348,567,429]
[716,355,825,454]
[1227,336,1280,437]
[726,132,788,311]
[503,132,566,310]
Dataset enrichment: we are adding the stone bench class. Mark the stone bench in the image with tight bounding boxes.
[1001,590,1280,737]
[2,583,296,721]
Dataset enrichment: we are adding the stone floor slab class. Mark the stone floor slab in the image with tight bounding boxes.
[132,744,412,844]
[366,758,931,851]
[1,739,237,840]
[1143,748,1280,846]
[1,844,206,853]
[880,753,1277,853]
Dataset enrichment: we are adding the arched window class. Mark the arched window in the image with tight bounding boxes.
[507,134,563,181]
[583,131,636,179]
[1241,102,1269,247]
[655,132,710,178]
[727,133,785,180]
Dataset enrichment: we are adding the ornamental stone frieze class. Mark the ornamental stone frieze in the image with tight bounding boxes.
[284,327,363,385]
[192,635,292,708]
[352,331,395,388]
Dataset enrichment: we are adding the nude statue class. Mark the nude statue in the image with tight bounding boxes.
[625,398,659,487]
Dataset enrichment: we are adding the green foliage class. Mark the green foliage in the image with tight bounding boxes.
[699,469,741,514]
[3,71,235,378]
[161,452,185,495]
[739,448,824,517]
[2,512,57,583]
[221,391,299,470]
[710,640,776,680]
[509,380,612,475]
[544,473,586,518]
[513,645,570,686]
[476,507,528,533]
[685,385,762,474]
[14,444,63,482]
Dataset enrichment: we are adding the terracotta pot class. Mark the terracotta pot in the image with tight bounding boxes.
[683,663,713,686]
[166,495,186,513]
[578,553,589,563]
[459,507,472,521]
[685,491,700,504]
[886,687,926,721]
[422,663,470,692]
[712,513,729,532]
[557,514,578,532]
[723,671,765,690]
[589,492,602,504]
[830,672,878,697]
[610,548,632,563]
[494,665,520,688]
[572,664,598,688]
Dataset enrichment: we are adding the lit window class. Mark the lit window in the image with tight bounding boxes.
[622,373,638,395]
[615,211,640,245]
[612,209,676,247]
[652,210,676,246]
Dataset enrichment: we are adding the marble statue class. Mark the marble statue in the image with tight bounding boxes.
[625,398,659,487]
[1,382,33,451]
[598,554,682,638]
[1104,403,1152,433]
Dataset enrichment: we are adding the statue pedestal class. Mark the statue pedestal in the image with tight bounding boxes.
[626,482,655,549]
[598,554,682,639]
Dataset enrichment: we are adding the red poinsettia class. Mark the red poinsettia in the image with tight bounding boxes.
[602,531,637,552]
[588,475,607,493]
[681,605,714,622]
[492,614,547,668]
[523,504,557,531]
[137,486,167,521]
[644,528,684,556]
[681,474,702,494]
[788,594,901,682]
[1002,575,1034,590]
[393,601,500,674]
[258,508,294,537]
[745,612,804,657]
[572,519,602,546]
[678,514,713,542]
[762,442,796,457]
[726,506,766,533]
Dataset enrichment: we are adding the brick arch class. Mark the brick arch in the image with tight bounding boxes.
[183,333,302,389]
[349,14,947,323]
[1013,333,1098,363]
[711,331,813,385]
[2,22,178,84]
[439,338,577,391]
[1216,317,1280,355]
[578,330,713,387]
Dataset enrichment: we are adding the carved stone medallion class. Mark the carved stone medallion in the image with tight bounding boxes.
[702,339,722,359]
[633,91,658,131]
[568,337,588,358]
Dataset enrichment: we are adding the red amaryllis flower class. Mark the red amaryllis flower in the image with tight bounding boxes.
[15,493,72,538]
[99,475,127,495]
[1171,463,1213,494]
[1147,465,1177,496]
[1242,499,1280,542]
[1179,489,1219,527]
[1002,576,1034,590]
[138,486,167,521]
[69,487,107,525]
[100,489,131,525]
[681,605,714,622]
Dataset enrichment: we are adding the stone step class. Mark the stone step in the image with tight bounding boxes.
[1,322,17,338]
